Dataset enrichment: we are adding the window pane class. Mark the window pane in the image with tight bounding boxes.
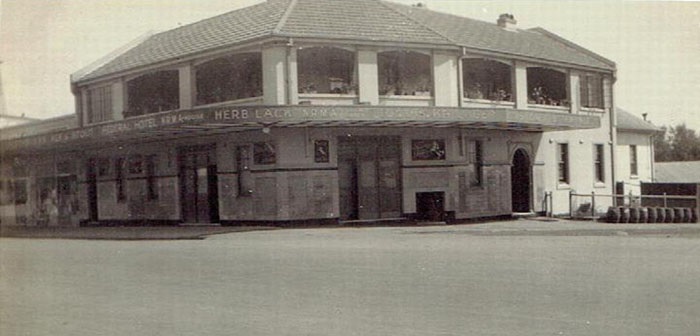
[126,70,179,117]
[298,47,355,94]
[594,144,604,182]
[87,86,113,124]
[558,144,569,183]
[378,51,432,96]
[463,59,512,101]
[528,67,568,107]
[196,53,262,105]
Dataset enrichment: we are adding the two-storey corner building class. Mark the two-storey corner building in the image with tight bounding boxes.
[0,0,619,226]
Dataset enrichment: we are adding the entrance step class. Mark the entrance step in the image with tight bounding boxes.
[339,218,407,225]
[512,212,537,219]
[179,223,221,227]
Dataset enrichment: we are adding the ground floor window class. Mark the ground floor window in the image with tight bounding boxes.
[630,145,638,176]
[557,143,570,184]
[594,144,605,183]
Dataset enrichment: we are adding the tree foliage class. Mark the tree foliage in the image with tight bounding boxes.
[654,124,700,162]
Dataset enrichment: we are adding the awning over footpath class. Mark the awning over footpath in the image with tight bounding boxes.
[1,105,600,154]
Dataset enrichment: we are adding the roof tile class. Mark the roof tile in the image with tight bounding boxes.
[75,0,616,83]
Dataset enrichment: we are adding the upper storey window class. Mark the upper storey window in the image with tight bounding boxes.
[196,52,262,105]
[125,70,179,118]
[580,73,604,109]
[527,67,568,107]
[378,51,432,96]
[298,47,356,94]
[86,85,113,124]
[462,58,513,102]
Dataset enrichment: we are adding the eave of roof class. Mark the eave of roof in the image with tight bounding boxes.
[616,107,661,133]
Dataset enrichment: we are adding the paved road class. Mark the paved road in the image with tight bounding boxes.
[2,220,699,335]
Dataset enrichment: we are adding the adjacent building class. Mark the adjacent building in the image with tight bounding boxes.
[614,108,659,198]
[1,0,621,226]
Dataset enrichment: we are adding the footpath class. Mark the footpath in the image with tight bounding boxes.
[1,218,699,240]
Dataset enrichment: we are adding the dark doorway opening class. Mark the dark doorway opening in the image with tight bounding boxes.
[511,149,531,213]
[179,145,219,224]
[416,192,445,221]
[338,136,402,221]
[86,159,99,222]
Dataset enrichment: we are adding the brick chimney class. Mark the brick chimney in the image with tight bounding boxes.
[497,13,517,30]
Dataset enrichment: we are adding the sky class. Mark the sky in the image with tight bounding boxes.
[0,0,698,130]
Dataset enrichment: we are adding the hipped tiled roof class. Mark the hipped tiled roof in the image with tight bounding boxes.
[74,0,615,83]
[616,107,661,133]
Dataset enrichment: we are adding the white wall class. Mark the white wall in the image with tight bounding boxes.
[616,131,654,196]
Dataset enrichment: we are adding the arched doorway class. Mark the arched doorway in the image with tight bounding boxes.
[511,149,532,213]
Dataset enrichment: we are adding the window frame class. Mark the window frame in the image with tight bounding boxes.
[580,73,604,109]
[378,50,433,97]
[462,58,513,103]
[86,85,113,124]
[557,143,570,185]
[297,46,357,95]
[527,67,569,107]
[593,144,605,183]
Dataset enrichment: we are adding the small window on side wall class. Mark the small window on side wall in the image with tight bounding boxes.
[594,144,605,183]
[557,143,570,184]
[412,139,446,161]
[630,145,638,176]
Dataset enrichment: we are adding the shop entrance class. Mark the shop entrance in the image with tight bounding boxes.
[338,136,402,221]
[86,159,99,222]
[511,148,532,213]
[178,145,219,224]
